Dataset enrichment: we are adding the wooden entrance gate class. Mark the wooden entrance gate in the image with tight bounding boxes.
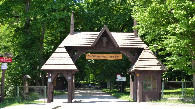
[41,12,166,103]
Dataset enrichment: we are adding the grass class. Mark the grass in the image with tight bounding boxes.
[0,92,46,108]
[102,88,133,101]
[0,97,44,108]
[158,88,195,104]
[163,88,194,98]
[102,88,195,104]
[0,90,67,108]
[54,90,68,96]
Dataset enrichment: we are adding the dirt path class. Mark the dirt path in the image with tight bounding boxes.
[53,88,128,103]
[3,88,195,109]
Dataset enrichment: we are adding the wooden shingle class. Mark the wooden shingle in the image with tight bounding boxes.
[60,26,147,48]
[129,49,166,72]
[41,47,78,71]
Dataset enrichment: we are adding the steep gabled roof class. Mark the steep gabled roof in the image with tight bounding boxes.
[41,46,78,71]
[129,48,166,72]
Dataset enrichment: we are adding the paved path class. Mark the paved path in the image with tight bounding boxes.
[3,88,195,109]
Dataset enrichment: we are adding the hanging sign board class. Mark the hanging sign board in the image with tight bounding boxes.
[1,63,7,69]
[116,77,126,81]
[48,78,51,82]
[116,74,122,79]
[68,77,71,80]
[86,54,122,60]
[0,57,12,63]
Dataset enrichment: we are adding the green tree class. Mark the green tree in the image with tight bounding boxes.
[0,0,134,88]
[75,53,131,88]
[131,0,195,95]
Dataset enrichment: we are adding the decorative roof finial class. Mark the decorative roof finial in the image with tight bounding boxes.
[133,20,138,37]
[70,11,74,35]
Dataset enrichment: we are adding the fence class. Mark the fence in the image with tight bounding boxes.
[0,86,47,103]
[162,81,194,99]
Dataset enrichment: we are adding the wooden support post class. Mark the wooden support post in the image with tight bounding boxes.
[130,73,137,101]
[68,73,73,103]
[130,75,133,100]
[51,84,54,102]
[51,73,58,102]
[157,73,162,100]
[47,73,52,103]
[63,72,74,103]
[0,69,6,102]
[23,78,27,99]
[134,74,137,101]
[72,74,75,99]
[137,73,142,102]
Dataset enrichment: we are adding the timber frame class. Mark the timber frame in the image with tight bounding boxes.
[41,12,166,103]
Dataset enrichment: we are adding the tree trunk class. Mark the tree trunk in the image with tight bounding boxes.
[193,73,195,97]
[25,0,31,24]
[40,24,45,86]
[192,60,195,97]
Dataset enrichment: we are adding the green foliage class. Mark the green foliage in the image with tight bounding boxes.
[0,24,14,55]
[0,0,134,88]
[75,53,131,84]
[0,97,43,108]
[131,0,195,79]
[27,92,42,101]
[164,88,194,98]
[54,90,67,96]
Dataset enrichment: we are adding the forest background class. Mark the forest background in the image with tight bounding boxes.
[0,0,194,95]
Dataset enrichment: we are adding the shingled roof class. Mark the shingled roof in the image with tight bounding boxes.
[41,46,78,71]
[129,48,166,72]
[42,26,166,72]
[62,26,147,48]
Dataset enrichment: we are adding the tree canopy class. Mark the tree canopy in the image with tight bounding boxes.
[131,0,195,80]
[0,0,134,88]
[0,0,194,92]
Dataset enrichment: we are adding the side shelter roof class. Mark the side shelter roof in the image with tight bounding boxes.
[129,48,166,72]
[41,45,78,71]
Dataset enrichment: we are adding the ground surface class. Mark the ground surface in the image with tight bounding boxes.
[3,88,195,109]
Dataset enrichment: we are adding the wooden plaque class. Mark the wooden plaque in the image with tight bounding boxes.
[86,54,122,60]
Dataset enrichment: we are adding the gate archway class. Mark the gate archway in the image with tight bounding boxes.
[41,12,166,103]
